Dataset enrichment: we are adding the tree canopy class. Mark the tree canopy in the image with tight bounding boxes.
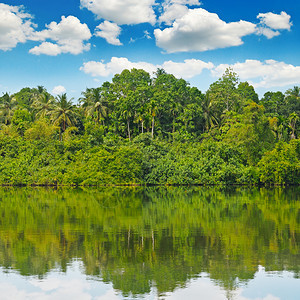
[0,68,299,186]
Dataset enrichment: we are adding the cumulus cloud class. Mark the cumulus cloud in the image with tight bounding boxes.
[80,0,156,25]
[155,8,257,53]
[94,21,122,45]
[29,42,62,56]
[256,11,292,39]
[159,0,202,25]
[162,59,213,78]
[170,0,202,4]
[80,57,213,79]
[0,3,37,51]
[29,16,91,55]
[257,11,292,30]
[159,4,189,25]
[213,59,300,88]
[52,85,66,95]
[0,5,92,54]
[80,57,159,77]
[256,27,280,39]
[86,57,300,90]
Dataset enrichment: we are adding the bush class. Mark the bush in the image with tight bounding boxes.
[258,141,300,185]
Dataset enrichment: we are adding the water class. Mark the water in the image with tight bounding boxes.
[0,187,299,300]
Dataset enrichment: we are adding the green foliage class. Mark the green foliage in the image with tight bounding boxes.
[206,68,242,124]
[0,71,299,186]
[83,120,104,146]
[260,91,286,117]
[237,81,259,103]
[258,141,300,185]
[223,102,275,164]
[11,109,32,135]
[24,119,58,141]
[12,87,35,109]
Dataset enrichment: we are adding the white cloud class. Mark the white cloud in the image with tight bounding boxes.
[0,5,92,54]
[94,21,122,45]
[213,59,300,88]
[0,3,36,51]
[162,59,213,78]
[80,57,159,77]
[170,0,202,4]
[80,57,213,79]
[81,61,111,77]
[159,4,189,25]
[29,42,62,56]
[154,8,257,53]
[163,0,202,6]
[159,0,202,25]
[256,27,280,39]
[257,11,292,30]
[256,11,292,39]
[80,0,156,25]
[52,85,66,95]
[29,16,91,55]
[144,30,152,39]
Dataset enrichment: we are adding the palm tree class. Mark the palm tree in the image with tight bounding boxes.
[32,92,54,119]
[148,99,158,138]
[285,86,300,99]
[285,86,300,116]
[0,93,17,125]
[133,86,152,134]
[202,94,218,132]
[31,86,47,101]
[170,99,182,134]
[49,94,78,140]
[288,112,299,139]
[80,87,108,126]
[120,96,135,140]
[134,107,146,134]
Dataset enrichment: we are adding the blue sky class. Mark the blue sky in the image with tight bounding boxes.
[0,0,299,100]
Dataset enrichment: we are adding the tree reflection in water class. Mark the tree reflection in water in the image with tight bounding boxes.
[0,187,299,298]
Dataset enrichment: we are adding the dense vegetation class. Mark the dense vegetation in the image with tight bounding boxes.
[0,68,299,185]
[0,187,299,296]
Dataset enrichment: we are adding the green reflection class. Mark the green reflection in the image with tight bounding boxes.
[0,187,299,297]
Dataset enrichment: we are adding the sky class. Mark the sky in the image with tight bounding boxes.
[0,0,299,101]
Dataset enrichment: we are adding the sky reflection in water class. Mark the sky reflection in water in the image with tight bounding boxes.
[0,261,299,300]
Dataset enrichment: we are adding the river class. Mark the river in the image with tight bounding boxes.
[0,187,299,299]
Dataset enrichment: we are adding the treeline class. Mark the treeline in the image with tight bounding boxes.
[0,68,299,185]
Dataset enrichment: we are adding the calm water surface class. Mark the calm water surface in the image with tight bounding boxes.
[0,187,299,300]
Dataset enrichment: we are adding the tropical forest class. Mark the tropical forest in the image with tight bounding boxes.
[0,68,299,186]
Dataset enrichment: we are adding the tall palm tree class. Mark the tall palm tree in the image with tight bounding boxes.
[170,99,182,134]
[32,92,54,119]
[31,86,47,102]
[134,107,146,134]
[148,99,158,138]
[202,94,218,132]
[80,87,107,125]
[285,86,300,116]
[120,96,135,140]
[285,86,300,99]
[49,94,78,140]
[0,93,17,125]
[288,112,299,139]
